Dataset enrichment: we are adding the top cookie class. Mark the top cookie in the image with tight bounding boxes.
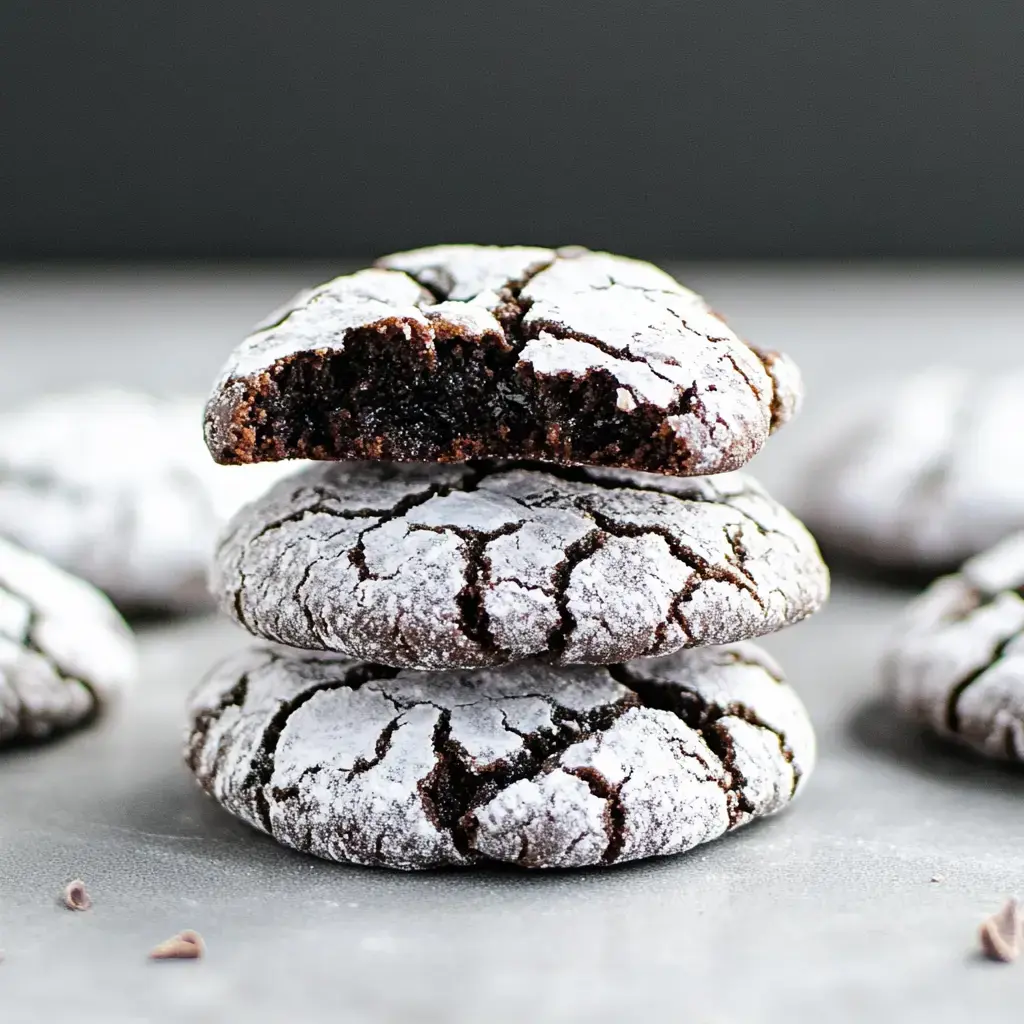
[204,246,802,476]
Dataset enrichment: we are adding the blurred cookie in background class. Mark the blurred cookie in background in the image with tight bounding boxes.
[796,367,1024,577]
[0,536,136,745]
[0,389,295,614]
[883,532,1024,763]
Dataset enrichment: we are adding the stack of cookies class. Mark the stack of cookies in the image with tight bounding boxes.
[186,246,830,870]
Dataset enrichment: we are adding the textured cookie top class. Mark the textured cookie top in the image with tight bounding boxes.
[0,537,136,744]
[204,245,802,476]
[799,367,1024,573]
[884,532,1024,762]
[186,642,815,870]
[212,460,829,670]
[0,389,294,612]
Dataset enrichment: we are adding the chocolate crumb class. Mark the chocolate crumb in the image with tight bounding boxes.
[979,900,1022,963]
[62,880,91,912]
[149,930,204,960]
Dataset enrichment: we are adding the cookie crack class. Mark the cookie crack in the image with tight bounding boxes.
[543,504,765,658]
[608,666,800,799]
[715,647,786,684]
[3,588,101,726]
[944,632,1017,735]
[344,476,501,584]
[583,507,765,609]
[389,254,559,357]
[522,319,684,381]
[348,713,403,781]
[565,765,630,864]
[546,530,606,656]
[721,352,763,403]
[417,692,638,862]
[186,668,253,780]
[490,256,560,357]
[362,520,525,657]
[452,522,523,656]
[293,548,335,642]
[590,276,683,299]
[724,523,761,587]
[246,661,401,833]
[250,479,461,545]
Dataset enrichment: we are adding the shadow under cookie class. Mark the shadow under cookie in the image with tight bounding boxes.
[847,695,1024,787]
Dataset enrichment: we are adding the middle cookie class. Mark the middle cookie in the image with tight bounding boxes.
[213,461,829,669]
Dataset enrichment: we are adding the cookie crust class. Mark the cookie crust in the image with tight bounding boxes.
[212,461,829,670]
[186,642,815,870]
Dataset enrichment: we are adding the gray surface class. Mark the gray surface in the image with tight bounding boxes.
[1,264,1023,1023]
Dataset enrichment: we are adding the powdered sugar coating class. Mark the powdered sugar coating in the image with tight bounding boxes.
[517,251,786,469]
[212,461,829,670]
[0,389,295,612]
[185,642,814,870]
[378,244,556,306]
[799,367,1024,572]
[884,531,1024,761]
[230,269,432,378]
[205,245,803,475]
[0,537,136,744]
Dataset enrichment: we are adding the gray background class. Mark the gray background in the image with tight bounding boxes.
[4,2,1024,259]
[1,263,1023,1023]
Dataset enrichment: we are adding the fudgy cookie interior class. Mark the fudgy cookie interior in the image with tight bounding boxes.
[228,309,691,471]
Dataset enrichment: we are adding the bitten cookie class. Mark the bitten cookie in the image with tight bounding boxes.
[212,461,829,669]
[798,367,1024,574]
[0,389,293,612]
[204,245,802,476]
[0,537,136,744]
[884,532,1024,762]
[186,642,815,870]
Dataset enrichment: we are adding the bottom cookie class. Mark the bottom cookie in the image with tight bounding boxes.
[186,643,815,870]
[884,532,1024,762]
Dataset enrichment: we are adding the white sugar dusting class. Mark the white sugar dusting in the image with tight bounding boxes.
[212,460,829,670]
[187,641,814,870]
[0,536,136,744]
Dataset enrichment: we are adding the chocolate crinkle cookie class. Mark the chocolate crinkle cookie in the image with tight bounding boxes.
[797,367,1024,575]
[0,537,136,745]
[186,641,814,870]
[884,532,1024,762]
[0,389,294,613]
[211,461,829,670]
[204,245,802,476]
